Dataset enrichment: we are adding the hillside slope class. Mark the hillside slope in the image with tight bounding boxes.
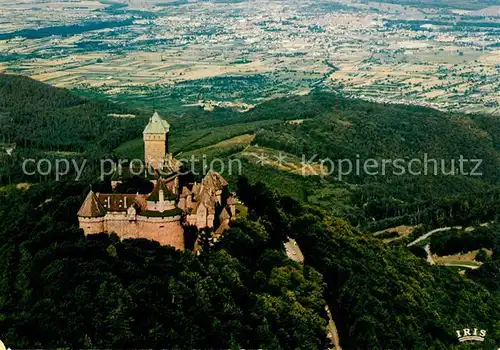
[0,75,499,349]
[0,73,146,152]
[147,92,500,230]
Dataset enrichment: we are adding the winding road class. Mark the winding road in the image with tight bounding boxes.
[407,227,456,247]
[407,223,490,247]
[408,224,490,270]
[442,263,481,270]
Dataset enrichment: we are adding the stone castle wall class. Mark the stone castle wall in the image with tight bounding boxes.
[147,199,176,212]
[80,213,185,249]
[78,217,105,235]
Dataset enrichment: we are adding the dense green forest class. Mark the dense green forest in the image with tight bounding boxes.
[237,178,500,349]
[0,182,329,348]
[2,74,500,230]
[0,74,147,152]
[0,74,499,348]
[0,74,151,184]
[431,224,500,256]
[230,93,500,231]
[1,178,498,348]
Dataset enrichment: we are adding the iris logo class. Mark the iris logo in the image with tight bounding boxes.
[456,328,487,342]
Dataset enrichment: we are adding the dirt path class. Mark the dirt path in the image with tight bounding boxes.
[424,244,435,265]
[284,238,304,263]
[284,238,341,350]
[325,305,342,350]
[442,263,481,269]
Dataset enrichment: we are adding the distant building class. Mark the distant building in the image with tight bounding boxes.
[77,112,236,250]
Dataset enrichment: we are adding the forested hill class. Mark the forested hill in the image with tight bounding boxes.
[0,177,499,348]
[0,73,147,152]
[240,93,500,228]
[2,73,499,166]
[2,75,500,231]
[0,74,499,348]
[173,91,500,231]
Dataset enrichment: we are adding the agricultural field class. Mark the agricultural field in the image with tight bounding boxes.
[0,0,498,114]
[433,249,492,266]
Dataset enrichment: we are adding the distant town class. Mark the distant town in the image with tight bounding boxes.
[0,0,498,114]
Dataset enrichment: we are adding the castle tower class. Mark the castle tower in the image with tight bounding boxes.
[143,111,170,170]
[77,189,106,235]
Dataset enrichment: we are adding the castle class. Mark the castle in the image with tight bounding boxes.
[77,112,236,250]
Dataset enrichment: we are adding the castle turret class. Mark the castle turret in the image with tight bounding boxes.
[143,111,170,170]
[77,190,106,235]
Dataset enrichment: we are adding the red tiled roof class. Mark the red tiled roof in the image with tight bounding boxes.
[78,190,106,217]
[201,170,228,193]
[148,180,176,202]
[97,193,138,212]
